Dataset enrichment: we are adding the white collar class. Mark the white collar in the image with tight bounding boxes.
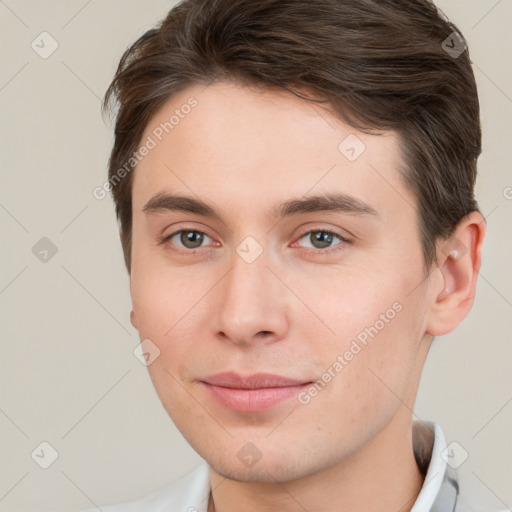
[410,419,453,511]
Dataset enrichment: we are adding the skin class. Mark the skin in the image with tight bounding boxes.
[128,80,485,512]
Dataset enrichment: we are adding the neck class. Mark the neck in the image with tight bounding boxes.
[208,413,425,512]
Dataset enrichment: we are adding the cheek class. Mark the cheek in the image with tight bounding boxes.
[130,264,218,381]
[296,267,425,391]
[130,256,199,335]
[297,309,422,438]
[293,266,403,341]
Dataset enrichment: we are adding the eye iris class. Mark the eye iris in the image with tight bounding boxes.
[176,231,337,250]
[311,231,333,249]
[181,231,203,249]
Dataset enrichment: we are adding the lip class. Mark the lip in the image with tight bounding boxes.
[200,372,312,413]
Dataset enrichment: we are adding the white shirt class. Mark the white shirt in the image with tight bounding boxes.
[82,420,509,512]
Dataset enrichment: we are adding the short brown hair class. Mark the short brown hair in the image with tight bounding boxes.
[103,0,481,273]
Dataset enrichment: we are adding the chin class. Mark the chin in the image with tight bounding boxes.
[211,462,303,483]
[206,448,321,484]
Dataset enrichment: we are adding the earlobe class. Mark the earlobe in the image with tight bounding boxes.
[130,309,138,330]
[426,211,486,337]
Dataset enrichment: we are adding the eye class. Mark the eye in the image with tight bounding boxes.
[159,228,349,256]
[295,229,349,251]
[162,229,214,251]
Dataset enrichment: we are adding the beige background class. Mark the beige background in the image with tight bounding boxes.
[0,0,511,510]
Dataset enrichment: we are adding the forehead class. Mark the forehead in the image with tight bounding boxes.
[132,81,414,223]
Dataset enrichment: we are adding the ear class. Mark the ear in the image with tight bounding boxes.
[130,309,138,330]
[426,211,486,336]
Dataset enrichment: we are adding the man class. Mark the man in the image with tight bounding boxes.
[85,0,507,510]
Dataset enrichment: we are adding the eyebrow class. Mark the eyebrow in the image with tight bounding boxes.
[142,192,379,220]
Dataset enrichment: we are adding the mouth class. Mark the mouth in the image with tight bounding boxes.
[200,372,313,413]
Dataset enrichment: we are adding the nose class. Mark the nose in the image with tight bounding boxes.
[213,246,289,347]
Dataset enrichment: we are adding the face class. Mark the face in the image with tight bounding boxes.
[129,81,436,482]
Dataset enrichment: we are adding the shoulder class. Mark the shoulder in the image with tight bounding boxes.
[457,492,510,512]
[80,462,210,512]
[457,494,510,512]
[456,471,510,512]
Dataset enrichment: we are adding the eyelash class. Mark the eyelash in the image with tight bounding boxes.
[159,227,351,256]
[292,228,351,254]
